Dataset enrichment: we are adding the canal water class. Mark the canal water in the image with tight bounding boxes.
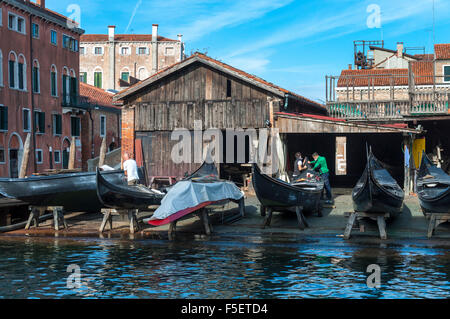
[0,235,448,298]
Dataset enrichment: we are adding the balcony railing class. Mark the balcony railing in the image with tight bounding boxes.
[61,94,92,108]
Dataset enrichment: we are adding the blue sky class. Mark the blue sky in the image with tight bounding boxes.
[48,0,450,103]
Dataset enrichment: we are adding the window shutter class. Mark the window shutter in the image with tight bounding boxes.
[39,112,45,133]
[9,60,15,87]
[18,63,24,90]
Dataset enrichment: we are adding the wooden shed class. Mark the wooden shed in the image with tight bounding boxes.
[114,52,326,183]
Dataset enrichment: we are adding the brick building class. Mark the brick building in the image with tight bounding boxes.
[0,0,85,177]
[80,24,184,93]
[78,82,120,171]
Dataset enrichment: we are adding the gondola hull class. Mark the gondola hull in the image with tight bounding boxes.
[96,169,164,210]
[417,153,450,214]
[252,164,323,213]
[352,151,404,216]
[0,170,126,212]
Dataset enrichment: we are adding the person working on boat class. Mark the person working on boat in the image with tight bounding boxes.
[309,152,333,204]
[292,152,307,180]
[122,152,140,186]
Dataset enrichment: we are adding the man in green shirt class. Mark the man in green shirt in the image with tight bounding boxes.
[310,152,333,204]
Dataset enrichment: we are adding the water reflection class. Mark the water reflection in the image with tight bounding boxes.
[0,237,448,298]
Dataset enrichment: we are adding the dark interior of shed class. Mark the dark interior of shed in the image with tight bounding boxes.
[418,119,450,173]
[285,133,405,188]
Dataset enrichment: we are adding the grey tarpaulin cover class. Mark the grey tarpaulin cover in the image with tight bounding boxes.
[146,180,244,225]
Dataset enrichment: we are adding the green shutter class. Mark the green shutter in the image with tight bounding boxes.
[0,107,7,130]
[9,61,15,87]
[51,72,56,96]
[18,63,24,90]
[94,72,102,88]
[39,112,45,133]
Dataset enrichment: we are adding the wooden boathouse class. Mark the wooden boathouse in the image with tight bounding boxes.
[114,52,326,183]
[114,52,421,190]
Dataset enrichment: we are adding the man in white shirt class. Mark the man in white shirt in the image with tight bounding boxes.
[122,152,140,185]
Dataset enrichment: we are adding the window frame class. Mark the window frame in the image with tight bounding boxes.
[0,105,8,132]
[34,110,45,134]
[71,116,81,137]
[8,12,26,35]
[100,115,106,137]
[94,46,103,56]
[32,23,39,39]
[54,150,61,164]
[120,46,130,56]
[443,65,450,83]
[50,29,58,45]
[0,148,5,164]
[35,149,43,164]
[52,113,62,136]
[23,108,31,132]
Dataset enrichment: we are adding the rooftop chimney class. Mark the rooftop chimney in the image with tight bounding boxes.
[152,24,158,42]
[108,25,115,42]
[397,42,404,58]
[177,34,183,42]
[348,64,352,70]
[36,0,45,8]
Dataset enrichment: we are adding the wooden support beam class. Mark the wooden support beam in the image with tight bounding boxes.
[68,137,76,169]
[19,133,31,178]
[168,220,177,240]
[344,212,389,240]
[295,206,308,230]
[98,137,107,168]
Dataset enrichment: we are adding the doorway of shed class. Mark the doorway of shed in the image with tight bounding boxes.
[285,133,405,188]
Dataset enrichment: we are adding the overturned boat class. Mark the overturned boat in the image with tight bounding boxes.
[96,168,165,210]
[252,163,323,220]
[352,149,404,216]
[417,152,450,214]
[0,170,126,212]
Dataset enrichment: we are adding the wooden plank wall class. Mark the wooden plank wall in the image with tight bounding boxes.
[137,131,202,179]
[131,64,273,131]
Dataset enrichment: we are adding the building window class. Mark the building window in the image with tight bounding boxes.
[0,148,5,164]
[9,55,15,88]
[51,30,57,45]
[23,108,30,132]
[444,66,450,82]
[121,47,130,55]
[36,149,43,164]
[80,72,87,83]
[32,23,39,38]
[71,116,81,137]
[121,72,129,82]
[0,106,8,131]
[94,71,102,88]
[165,47,174,56]
[54,150,61,164]
[32,61,40,93]
[50,65,57,96]
[52,114,62,135]
[100,115,106,137]
[18,62,24,90]
[80,47,85,55]
[94,47,103,55]
[8,13,26,34]
[34,111,45,134]
[63,34,78,52]
[138,47,147,55]
[226,79,232,97]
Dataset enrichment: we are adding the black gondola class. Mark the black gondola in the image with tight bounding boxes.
[416,151,450,214]
[0,170,126,212]
[183,161,219,182]
[252,163,323,229]
[352,148,404,216]
[96,168,165,210]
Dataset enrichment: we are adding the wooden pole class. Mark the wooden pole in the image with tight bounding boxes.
[68,137,76,169]
[19,133,31,178]
[98,137,107,168]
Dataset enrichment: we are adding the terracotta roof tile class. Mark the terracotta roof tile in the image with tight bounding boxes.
[115,52,324,109]
[81,34,177,42]
[337,61,435,87]
[79,83,120,109]
[435,44,450,60]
